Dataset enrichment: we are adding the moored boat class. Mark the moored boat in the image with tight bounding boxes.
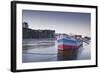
[57,34,82,50]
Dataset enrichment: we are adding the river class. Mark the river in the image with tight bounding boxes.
[22,39,91,63]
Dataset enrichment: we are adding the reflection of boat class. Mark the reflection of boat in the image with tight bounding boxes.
[57,34,82,50]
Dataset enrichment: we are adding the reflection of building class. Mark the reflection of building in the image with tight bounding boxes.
[22,22,55,39]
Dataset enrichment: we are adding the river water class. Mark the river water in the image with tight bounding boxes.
[22,39,91,63]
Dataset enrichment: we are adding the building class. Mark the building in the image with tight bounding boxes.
[23,28,55,39]
[22,25,55,39]
[23,22,28,28]
[22,22,55,39]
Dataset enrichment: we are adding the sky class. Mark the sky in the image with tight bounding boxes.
[22,10,91,37]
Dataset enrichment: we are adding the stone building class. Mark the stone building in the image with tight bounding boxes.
[22,22,55,39]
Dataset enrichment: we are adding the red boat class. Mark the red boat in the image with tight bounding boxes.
[57,34,82,50]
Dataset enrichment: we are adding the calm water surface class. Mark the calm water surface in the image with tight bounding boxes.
[22,39,91,63]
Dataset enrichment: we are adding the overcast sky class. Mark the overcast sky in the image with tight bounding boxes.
[22,10,91,37]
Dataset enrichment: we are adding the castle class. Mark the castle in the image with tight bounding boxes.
[22,22,55,39]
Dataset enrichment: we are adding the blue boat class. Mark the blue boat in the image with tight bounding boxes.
[57,34,82,50]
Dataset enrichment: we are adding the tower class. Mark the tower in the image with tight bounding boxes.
[22,22,28,28]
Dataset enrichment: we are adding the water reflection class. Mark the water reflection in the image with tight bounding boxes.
[57,49,79,61]
[22,39,91,63]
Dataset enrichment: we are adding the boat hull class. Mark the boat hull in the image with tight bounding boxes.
[57,38,82,50]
